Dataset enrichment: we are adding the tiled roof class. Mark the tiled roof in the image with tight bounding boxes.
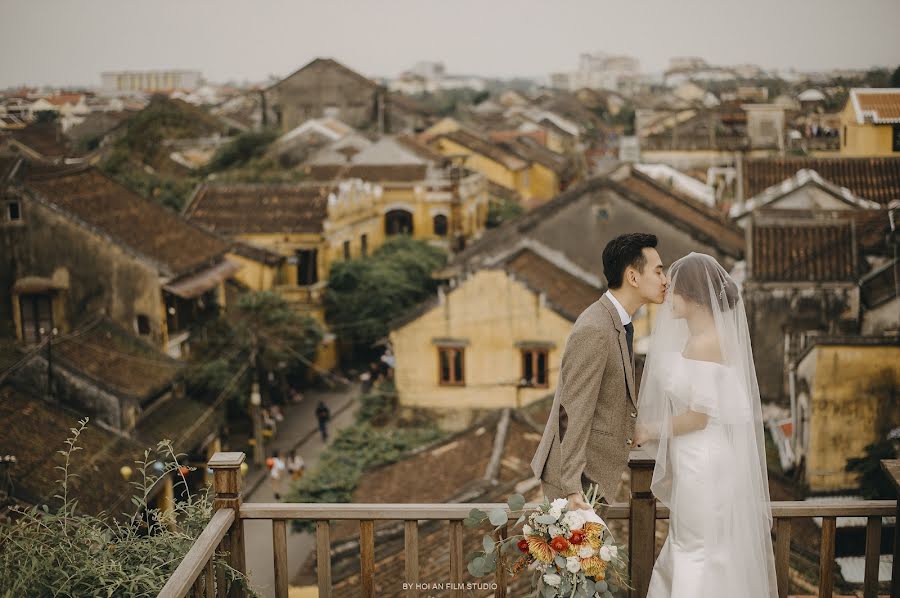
[742,157,900,207]
[7,121,73,160]
[24,165,229,277]
[613,169,745,258]
[850,88,900,124]
[52,318,182,402]
[433,130,529,171]
[231,240,286,266]
[0,383,145,517]
[44,94,84,107]
[860,259,897,309]
[184,182,331,234]
[297,413,545,596]
[505,249,601,321]
[136,395,222,454]
[500,137,570,175]
[0,154,21,183]
[750,214,857,282]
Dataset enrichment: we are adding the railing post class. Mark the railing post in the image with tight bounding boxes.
[628,454,656,598]
[209,451,246,598]
[880,459,900,598]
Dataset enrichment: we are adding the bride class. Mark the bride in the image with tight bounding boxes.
[635,253,778,598]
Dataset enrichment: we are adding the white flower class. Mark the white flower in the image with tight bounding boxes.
[551,498,569,511]
[543,573,562,587]
[578,508,605,526]
[548,524,564,538]
[565,556,582,573]
[523,524,533,535]
[548,506,563,520]
[562,511,586,530]
[608,545,619,559]
[578,545,594,558]
[599,545,612,561]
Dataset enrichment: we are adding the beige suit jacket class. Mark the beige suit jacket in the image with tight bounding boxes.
[530,294,637,501]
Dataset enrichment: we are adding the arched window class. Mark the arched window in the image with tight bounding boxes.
[385,209,414,236]
[433,214,448,236]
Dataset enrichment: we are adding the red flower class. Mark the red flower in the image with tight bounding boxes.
[550,536,570,553]
[569,530,585,545]
[517,539,529,553]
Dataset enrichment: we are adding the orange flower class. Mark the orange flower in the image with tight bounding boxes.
[549,536,570,553]
[569,530,585,545]
[527,536,553,563]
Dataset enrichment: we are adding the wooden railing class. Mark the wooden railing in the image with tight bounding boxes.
[159,452,899,598]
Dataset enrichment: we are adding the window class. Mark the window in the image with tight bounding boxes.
[5,201,21,222]
[433,214,448,237]
[843,125,847,148]
[136,314,151,335]
[297,249,318,285]
[893,125,900,153]
[360,234,368,257]
[20,293,52,344]
[438,347,465,386]
[521,349,549,388]
[385,209,414,236]
[343,240,351,261]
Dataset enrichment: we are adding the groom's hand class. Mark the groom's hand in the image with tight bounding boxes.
[567,493,591,511]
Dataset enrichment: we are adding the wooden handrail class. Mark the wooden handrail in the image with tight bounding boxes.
[157,508,235,598]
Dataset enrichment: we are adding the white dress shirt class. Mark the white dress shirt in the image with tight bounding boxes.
[604,290,632,327]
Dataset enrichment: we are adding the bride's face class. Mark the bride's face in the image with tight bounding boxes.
[671,292,688,319]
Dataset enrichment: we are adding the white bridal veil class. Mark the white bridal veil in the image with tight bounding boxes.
[636,252,778,597]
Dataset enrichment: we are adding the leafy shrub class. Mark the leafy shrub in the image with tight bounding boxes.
[0,420,256,597]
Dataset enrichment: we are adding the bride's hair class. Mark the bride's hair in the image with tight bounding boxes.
[671,254,740,311]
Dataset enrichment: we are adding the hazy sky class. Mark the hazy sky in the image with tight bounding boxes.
[2,0,899,89]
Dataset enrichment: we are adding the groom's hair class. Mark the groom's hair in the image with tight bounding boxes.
[603,233,658,289]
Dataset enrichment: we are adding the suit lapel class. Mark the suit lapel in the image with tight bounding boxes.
[599,295,636,403]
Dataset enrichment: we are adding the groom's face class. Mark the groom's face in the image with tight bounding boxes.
[632,248,667,305]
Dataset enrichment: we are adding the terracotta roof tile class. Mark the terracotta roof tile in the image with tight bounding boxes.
[505,249,601,321]
[307,164,428,182]
[8,121,73,159]
[614,170,745,258]
[185,182,331,235]
[0,384,145,517]
[750,214,857,282]
[24,166,229,277]
[434,131,529,171]
[852,89,900,123]
[742,157,900,207]
[52,318,182,402]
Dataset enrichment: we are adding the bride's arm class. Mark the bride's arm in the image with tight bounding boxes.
[670,410,709,435]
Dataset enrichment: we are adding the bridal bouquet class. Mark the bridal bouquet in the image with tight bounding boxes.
[465,485,628,598]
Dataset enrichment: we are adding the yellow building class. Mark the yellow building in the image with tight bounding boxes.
[429,130,536,201]
[793,337,900,492]
[389,246,604,428]
[840,88,900,157]
[304,135,489,249]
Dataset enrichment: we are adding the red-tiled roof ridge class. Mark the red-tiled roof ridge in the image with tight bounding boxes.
[741,156,900,207]
[611,166,745,258]
[849,88,900,124]
[433,129,529,171]
[732,168,883,220]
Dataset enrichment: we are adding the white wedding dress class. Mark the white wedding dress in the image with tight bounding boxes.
[645,352,772,598]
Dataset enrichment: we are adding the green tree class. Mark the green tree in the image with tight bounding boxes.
[890,66,900,88]
[205,130,278,173]
[486,198,525,228]
[846,440,897,499]
[184,291,323,413]
[324,237,446,358]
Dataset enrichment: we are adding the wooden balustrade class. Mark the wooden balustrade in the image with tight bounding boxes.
[158,452,898,598]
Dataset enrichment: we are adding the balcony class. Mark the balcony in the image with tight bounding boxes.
[158,452,898,598]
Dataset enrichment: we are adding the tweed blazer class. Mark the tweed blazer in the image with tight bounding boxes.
[530,294,637,501]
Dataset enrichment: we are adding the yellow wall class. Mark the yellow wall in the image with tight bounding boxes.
[432,138,526,198]
[839,102,898,156]
[228,253,280,292]
[804,344,900,491]
[390,269,578,410]
[527,162,561,202]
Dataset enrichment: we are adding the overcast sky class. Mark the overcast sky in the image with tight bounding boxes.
[2,0,899,89]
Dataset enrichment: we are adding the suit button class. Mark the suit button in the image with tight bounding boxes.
[630,411,637,418]
[626,438,633,446]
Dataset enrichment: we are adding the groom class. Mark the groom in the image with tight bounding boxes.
[531,233,667,510]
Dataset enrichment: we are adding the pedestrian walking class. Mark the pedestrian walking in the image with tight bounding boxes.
[315,401,331,442]
[287,449,306,481]
[268,450,286,499]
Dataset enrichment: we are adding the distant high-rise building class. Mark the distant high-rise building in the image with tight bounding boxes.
[101,70,203,94]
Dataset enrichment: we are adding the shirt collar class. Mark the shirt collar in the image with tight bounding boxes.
[604,290,632,326]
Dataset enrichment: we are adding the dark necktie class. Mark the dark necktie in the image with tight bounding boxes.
[624,322,634,361]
